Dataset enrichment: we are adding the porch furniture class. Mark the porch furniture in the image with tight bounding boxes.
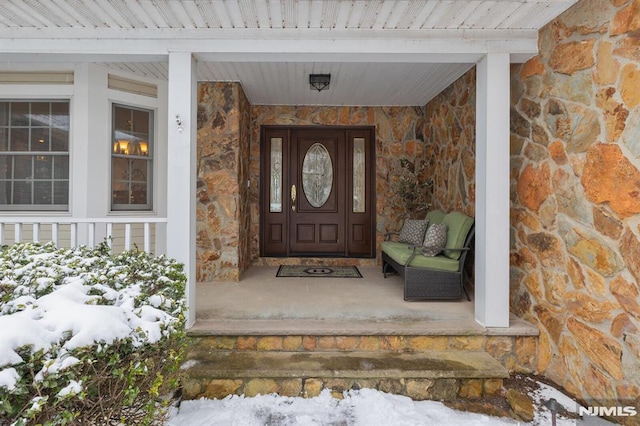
[382,210,474,301]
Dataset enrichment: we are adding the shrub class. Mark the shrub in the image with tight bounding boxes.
[0,242,186,425]
[392,159,433,218]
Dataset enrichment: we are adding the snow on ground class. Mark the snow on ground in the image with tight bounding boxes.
[168,385,615,426]
[168,389,513,426]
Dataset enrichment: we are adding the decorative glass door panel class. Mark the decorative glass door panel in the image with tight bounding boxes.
[302,143,333,208]
[352,137,365,213]
[269,137,283,212]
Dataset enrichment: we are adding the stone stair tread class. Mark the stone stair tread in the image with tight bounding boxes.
[188,319,486,336]
[188,315,539,336]
[185,350,509,380]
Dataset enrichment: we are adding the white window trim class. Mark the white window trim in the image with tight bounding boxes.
[107,88,159,214]
[0,85,74,213]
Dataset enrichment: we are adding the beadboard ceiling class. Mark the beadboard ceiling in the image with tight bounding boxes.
[0,0,578,106]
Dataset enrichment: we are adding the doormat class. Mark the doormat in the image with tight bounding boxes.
[276,265,362,278]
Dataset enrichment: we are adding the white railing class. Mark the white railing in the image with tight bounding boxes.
[0,217,168,254]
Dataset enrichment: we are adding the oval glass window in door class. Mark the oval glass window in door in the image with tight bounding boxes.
[302,143,333,208]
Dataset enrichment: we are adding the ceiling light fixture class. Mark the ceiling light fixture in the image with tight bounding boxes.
[309,74,331,92]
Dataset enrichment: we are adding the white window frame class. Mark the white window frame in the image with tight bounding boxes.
[0,92,72,212]
[107,87,158,213]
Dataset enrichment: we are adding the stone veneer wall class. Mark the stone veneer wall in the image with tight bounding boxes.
[510,0,640,409]
[249,106,426,264]
[196,82,251,282]
[238,85,252,273]
[422,68,477,292]
[423,68,477,217]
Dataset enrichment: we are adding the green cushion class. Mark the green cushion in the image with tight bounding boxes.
[381,241,460,272]
[426,209,446,224]
[441,212,474,260]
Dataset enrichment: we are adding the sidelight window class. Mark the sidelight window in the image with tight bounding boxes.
[353,137,365,213]
[269,137,282,212]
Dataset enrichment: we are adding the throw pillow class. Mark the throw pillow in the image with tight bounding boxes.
[398,219,428,245]
[422,223,447,256]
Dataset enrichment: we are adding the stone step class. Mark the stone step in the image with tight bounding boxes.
[188,315,540,336]
[182,350,509,400]
[186,350,508,380]
[185,333,539,373]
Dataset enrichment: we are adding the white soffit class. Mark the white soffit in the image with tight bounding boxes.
[195,61,478,106]
[0,0,575,32]
[0,0,578,106]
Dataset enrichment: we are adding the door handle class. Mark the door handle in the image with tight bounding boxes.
[291,184,297,211]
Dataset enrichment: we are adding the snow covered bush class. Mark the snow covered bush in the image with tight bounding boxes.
[0,242,186,425]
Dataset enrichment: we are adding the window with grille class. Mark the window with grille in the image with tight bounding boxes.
[0,100,70,210]
[111,104,153,211]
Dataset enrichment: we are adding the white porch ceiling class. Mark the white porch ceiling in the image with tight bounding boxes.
[0,0,578,106]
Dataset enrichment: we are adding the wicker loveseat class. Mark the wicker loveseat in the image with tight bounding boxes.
[381,210,475,301]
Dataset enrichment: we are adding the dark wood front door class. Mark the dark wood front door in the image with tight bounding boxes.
[260,126,375,257]
[289,129,345,254]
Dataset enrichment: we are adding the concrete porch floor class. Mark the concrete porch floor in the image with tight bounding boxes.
[190,266,537,337]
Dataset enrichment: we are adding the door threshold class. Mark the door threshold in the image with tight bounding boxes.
[254,257,378,267]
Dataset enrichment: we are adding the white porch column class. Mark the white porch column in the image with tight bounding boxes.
[475,53,510,327]
[71,64,108,242]
[166,52,197,327]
